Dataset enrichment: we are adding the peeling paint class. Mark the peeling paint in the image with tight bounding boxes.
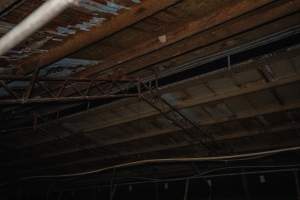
[131,0,141,4]
[49,26,77,37]
[48,17,106,37]
[78,0,129,15]
[71,17,106,32]
[40,58,100,77]
[1,37,50,61]
[0,58,100,96]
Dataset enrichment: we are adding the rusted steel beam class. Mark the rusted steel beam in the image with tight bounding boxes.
[142,95,226,154]
[0,94,138,105]
[0,74,140,104]
[15,0,180,75]
[78,0,275,78]
[24,67,40,99]
[141,81,222,153]
[36,81,55,98]
[0,75,138,82]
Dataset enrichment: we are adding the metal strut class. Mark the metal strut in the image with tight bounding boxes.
[139,81,225,155]
[0,75,141,105]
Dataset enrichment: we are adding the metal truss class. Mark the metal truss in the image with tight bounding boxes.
[1,72,223,155]
[0,74,141,105]
[140,82,227,155]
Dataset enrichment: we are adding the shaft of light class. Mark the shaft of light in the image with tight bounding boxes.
[0,0,78,56]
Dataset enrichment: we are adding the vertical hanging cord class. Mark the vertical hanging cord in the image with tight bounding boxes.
[183,179,190,200]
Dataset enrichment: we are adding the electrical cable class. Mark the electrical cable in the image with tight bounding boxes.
[17,145,300,180]
[117,163,300,184]
[1,146,299,188]
[49,164,300,194]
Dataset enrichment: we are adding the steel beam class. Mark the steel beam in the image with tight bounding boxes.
[0,94,139,105]
[0,75,138,82]
[0,76,140,105]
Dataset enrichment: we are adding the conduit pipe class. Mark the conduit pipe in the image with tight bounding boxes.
[0,0,79,56]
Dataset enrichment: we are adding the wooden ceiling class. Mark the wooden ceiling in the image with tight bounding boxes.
[0,0,299,183]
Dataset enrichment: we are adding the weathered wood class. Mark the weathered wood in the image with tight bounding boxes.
[12,121,300,173]
[2,48,299,149]
[16,7,299,124]
[123,4,300,76]
[5,94,300,168]
[16,0,180,75]
[84,74,300,133]
[78,0,275,77]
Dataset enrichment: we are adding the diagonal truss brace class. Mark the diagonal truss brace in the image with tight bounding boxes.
[140,82,229,155]
[0,75,141,105]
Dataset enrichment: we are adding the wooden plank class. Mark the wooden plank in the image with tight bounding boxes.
[123,5,300,76]
[84,74,300,133]
[16,0,180,75]
[78,0,275,77]
[7,96,300,167]
[12,120,300,172]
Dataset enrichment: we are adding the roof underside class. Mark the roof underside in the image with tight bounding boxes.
[0,0,299,183]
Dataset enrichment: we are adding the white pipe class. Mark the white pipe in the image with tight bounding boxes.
[0,0,79,56]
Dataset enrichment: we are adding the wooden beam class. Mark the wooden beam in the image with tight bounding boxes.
[20,11,300,129]
[24,3,300,103]
[12,121,300,173]
[3,51,299,149]
[41,4,300,101]
[78,0,275,77]
[123,9,300,76]
[16,0,180,75]
[78,0,300,78]
[84,74,300,133]
[5,11,299,130]
[6,99,300,168]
